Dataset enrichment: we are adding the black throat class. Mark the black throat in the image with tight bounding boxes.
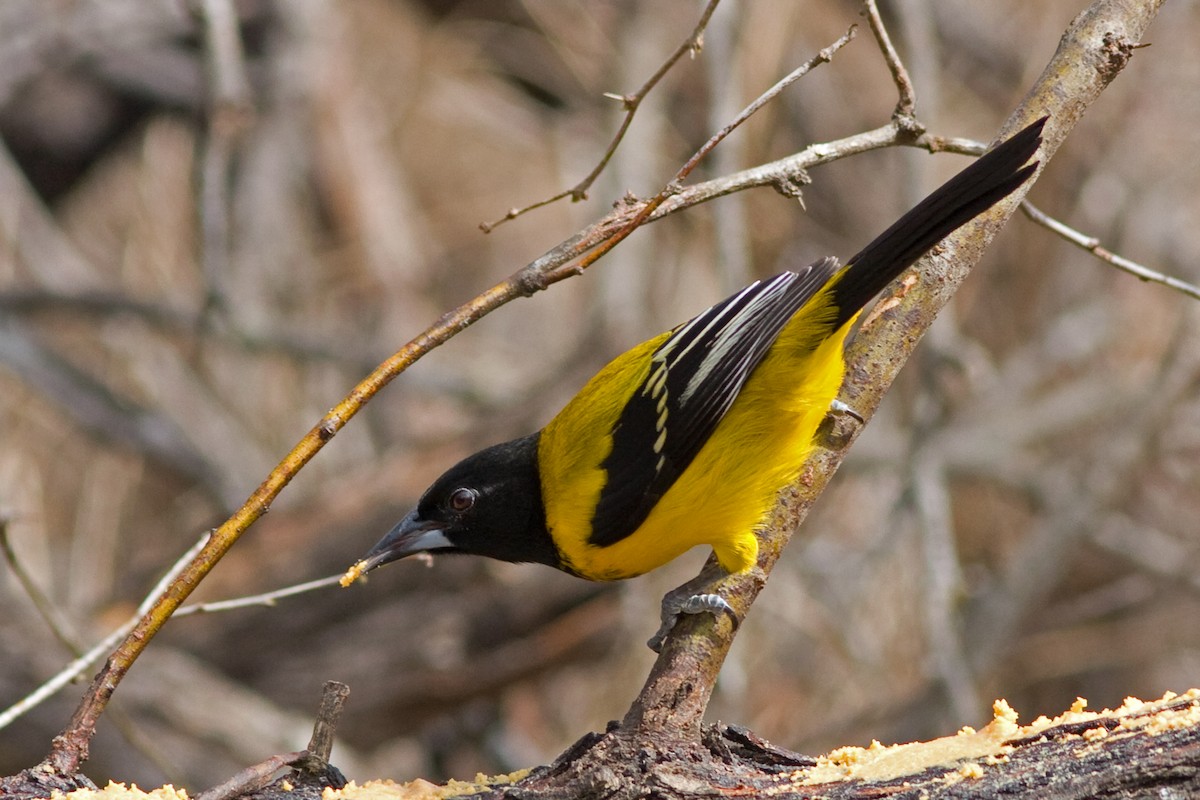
[470,432,563,571]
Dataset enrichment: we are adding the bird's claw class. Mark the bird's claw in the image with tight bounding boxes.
[679,592,737,620]
[828,398,864,423]
[647,591,740,652]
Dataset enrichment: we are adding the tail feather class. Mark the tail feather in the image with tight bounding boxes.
[829,117,1046,328]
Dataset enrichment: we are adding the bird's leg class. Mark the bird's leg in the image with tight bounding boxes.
[648,559,741,652]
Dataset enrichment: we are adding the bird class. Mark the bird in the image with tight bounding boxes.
[343,117,1045,651]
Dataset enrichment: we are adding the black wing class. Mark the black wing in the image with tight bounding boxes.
[588,261,841,547]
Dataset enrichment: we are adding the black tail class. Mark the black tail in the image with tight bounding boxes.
[829,117,1045,328]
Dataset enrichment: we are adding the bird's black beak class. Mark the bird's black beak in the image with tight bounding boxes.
[358,509,455,574]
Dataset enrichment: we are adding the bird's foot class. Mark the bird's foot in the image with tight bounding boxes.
[648,574,741,653]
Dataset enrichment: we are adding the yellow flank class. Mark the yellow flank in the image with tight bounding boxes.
[538,282,851,581]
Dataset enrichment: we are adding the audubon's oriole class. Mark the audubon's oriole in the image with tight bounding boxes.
[344,117,1045,648]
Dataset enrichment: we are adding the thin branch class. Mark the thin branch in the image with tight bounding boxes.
[175,574,345,615]
[570,25,858,280]
[673,27,858,189]
[1021,200,1200,301]
[480,0,723,232]
[898,135,1200,303]
[0,533,209,732]
[922,135,986,156]
[0,518,81,654]
[194,751,307,800]
[649,120,909,216]
[862,0,918,121]
[0,569,342,732]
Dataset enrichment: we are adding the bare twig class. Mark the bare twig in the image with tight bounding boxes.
[194,751,307,800]
[648,122,941,218]
[0,533,208,732]
[862,0,918,121]
[896,135,1200,303]
[1021,200,1200,301]
[480,0,722,232]
[0,569,342,732]
[0,518,81,654]
[674,28,858,190]
[571,25,858,279]
[178,574,345,615]
[195,682,349,800]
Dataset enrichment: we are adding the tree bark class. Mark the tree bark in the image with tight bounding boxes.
[466,692,1200,799]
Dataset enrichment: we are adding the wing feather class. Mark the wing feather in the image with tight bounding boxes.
[588,260,841,547]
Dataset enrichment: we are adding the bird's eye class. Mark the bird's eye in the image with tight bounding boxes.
[448,487,477,512]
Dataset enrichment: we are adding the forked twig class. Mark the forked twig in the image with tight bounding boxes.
[480,0,723,232]
[677,28,858,189]
[569,25,857,277]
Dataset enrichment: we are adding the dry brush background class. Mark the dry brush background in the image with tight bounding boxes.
[1,0,1198,792]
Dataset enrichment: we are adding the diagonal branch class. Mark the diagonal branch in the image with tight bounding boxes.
[1021,200,1200,301]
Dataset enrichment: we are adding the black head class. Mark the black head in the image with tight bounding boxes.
[356,432,561,573]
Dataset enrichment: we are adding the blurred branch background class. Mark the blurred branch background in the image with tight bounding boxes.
[1,0,1198,791]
